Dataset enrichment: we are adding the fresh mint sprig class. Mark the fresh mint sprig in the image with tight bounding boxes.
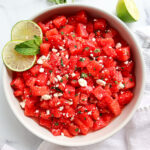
[15,35,42,55]
[48,0,67,4]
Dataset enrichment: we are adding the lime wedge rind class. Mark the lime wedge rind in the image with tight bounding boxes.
[116,0,139,23]
[2,41,36,72]
[11,20,43,41]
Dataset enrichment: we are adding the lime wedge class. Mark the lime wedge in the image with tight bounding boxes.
[2,41,36,72]
[116,0,139,22]
[11,20,43,41]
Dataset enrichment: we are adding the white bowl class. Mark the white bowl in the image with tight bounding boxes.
[3,4,145,147]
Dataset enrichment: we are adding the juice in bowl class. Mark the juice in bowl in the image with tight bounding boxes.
[2,4,144,146]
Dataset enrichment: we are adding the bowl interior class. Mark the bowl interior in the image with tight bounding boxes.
[3,4,144,146]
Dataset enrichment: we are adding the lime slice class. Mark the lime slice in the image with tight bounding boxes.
[11,20,43,41]
[2,41,36,72]
[116,0,139,22]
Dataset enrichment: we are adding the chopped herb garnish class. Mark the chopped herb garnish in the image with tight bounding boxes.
[110,84,112,88]
[81,73,88,78]
[61,58,64,67]
[79,57,85,62]
[75,128,79,132]
[74,45,77,48]
[78,110,81,114]
[45,38,48,41]
[75,93,78,96]
[72,34,75,37]
[84,109,88,112]
[94,49,100,53]
[82,99,86,101]
[129,78,133,81]
[49,70,52,73]
[75,66,77,71]
[51,114,54,117]
[51,87,63,92]
[121,67,124,69]
[61,31,64,35]
[68,91,71,94]
[100,113,102,116]
[115,81,118,84]
[55,122,59,126]
[84,117,86,120]
[84,47,89,50]
[93,67,96,71]
[89,73,92,76]
[60,79,63,82]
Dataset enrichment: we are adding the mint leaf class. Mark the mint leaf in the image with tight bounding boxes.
[15,36,41,55]
[48,0,66,4]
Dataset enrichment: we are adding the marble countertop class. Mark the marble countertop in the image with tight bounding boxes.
[0,0,150,150]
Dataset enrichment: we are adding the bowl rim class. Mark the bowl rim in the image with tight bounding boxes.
[2,3,145,147]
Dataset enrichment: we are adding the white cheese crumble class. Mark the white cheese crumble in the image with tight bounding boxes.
[41,94,52,100]
[90,54,94,57]
[56,53,60,56]
[39,68,44,73]
[92,38,96,41]
[65,55,69,59]
[20,100,26,108]
[35,110,39,113]
[71,73,76,77]
[118,82,125,89]
[54,77,58,82]
[87,111,92,115]
[58,106,64,111]
[47,80,51,85]
[61,132,64,136]
[57,75,62,81]
[96,79,106,86]
[46,110,50,115]
[52,48,58,52]
[116,42,122,49]
[124,61,129,64]
[59,46,65,50]
[78,78,87,87]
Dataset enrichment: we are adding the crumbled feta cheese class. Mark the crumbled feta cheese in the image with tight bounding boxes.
[65,74,69,78]
[99,60,103,63]
[54,78,58,82]
[52,48,58,52]
[56,102,61,105]
[78,78,87,87]
[57,75,62,81]
[39,68,44,73]
[55,84,59,87]
[59,46,65,50]
[90,54,94,57]
[37,55,47,64]
[96,79,106,86]
[47,80,51,85]
[54,93,58,97]
[57,93,63,97]
[20,100,26,108]
[61,132,64,136]
[124,61,129,64]
[71,73,76,77]
[92,38,96,41]
[41,94,52,100]
[87,111,92,115]
[65,55,69,59]
[67,101,73,105]
[46,110,50,115]
[56,53,60,56]
[116,42,122,49]
[35,110,39,113]
[118,82,125,89]
[37,59,43,65]
[66,113,69,117]
[59,106,64,111]
[70,116,74,121]
[116,66,119,70]
[105,78,108,81]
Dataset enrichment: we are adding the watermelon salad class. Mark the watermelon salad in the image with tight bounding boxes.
[10,10,135,137]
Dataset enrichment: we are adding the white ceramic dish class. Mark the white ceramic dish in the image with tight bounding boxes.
[3,4,145,147]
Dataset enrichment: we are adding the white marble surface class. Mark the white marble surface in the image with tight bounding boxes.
[0,0,150,150]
